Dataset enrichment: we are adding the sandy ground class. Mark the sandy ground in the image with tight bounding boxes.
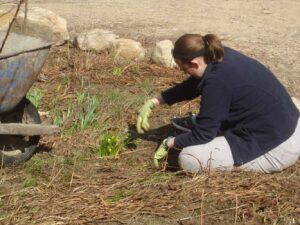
[28,0,300,96]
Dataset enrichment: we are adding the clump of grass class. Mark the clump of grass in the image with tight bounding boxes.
[25,157,49,175]
[108,188,133,202]
[143,172,172,185]
[23,175,38,188]
[76,92,87,105]
[141,78,154,96]
[77,95,99,131]
[59,168,73,183]
[53,104,73,128]
[27,88,43,108]
[51,92,99,133]
[74,149,90,162]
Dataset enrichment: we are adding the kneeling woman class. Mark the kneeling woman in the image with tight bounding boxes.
[136,34,300,173]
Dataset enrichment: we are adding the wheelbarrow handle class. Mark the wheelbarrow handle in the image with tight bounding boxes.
[0,123,60,136]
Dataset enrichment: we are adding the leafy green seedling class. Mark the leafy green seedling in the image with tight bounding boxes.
[97,134,122,158]
[27,88,43,108]
[23,175,38,188]
[113,66,122,76]
[77,95,98,131]
[77,92,87,105]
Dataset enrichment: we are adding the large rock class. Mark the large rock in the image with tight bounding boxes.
[75,29,117,52]
[151,40,176,68]
[292,97,300,111]
[110,39,145,61]
[0,7,69,45]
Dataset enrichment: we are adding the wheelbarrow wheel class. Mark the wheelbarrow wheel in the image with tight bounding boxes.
[0,98,41,167]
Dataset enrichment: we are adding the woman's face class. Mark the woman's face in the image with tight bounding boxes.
[174,57,207,79]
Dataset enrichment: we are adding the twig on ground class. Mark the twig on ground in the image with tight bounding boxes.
[47,167,63,187]
[200,189,204,225]
[8,204,22,224]
[234,194,238,225]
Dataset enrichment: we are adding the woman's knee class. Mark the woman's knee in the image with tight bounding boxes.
[178,150,204,173]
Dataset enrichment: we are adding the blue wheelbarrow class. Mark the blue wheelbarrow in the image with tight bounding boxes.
[0,31,59,167]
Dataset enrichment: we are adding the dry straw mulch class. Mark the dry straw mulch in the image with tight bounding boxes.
[1,46,300,225]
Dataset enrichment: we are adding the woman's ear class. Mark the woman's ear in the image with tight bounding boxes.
[188,59,200,69]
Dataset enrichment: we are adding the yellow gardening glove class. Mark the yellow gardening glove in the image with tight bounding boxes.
[153,139,169,169]
[136,99,154,134]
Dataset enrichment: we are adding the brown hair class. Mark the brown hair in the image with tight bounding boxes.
[173,34,224,63]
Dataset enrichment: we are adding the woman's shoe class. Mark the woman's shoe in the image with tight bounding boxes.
[171,113,197,132]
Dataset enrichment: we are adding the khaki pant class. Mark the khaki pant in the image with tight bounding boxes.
[178,117,300,173]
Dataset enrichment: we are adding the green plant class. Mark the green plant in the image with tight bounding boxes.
[26,88,43,108]
[59,168,73,183]
[25,157,48,175]
[141,79,154,96]
[123,131,141,148]
[98,89,129,125]
[23,175,38,188]
[77,92,87,105]
[74,149,90,162]
[144,172,171,185]
[108,188,133,202]
[97,134,123,158]
[53,113,63,127]
[56,75,71,93]
[77,95,98,131]
[53,104,73,129]
[112,66,122,76]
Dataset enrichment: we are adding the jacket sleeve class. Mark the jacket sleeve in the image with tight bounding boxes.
[161,76,201,105]
[174,78,232,148]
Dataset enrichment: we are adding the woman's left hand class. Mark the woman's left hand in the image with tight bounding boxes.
[153,137,174,168]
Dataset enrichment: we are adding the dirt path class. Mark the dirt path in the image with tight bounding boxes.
[29,0,300,96]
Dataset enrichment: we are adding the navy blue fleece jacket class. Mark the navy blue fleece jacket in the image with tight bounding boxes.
[161,47,299,165]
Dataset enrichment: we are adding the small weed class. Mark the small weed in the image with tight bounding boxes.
[28,206,40,214]
[123,131,141,148]
[74,149,90,162]
[100,89,126,104]
[53,104,73,130]
[97,89,130,125]
[113,66,123,76]
[77,92,87,105]
[53,113,64,127]
[108,188,133,202]
[59,168,73,183]
[59,75,71,88]
[23,175,38,188]
[141,79,154,96]
[27,88,43,108]
[25,157,48,175]
[63,156,75,166]
[144,172,171,185]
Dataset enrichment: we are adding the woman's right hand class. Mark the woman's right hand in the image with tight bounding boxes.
[136,99,154,134]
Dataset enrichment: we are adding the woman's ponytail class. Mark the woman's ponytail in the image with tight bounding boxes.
[203,34,224,63]
[173,33,224,63]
